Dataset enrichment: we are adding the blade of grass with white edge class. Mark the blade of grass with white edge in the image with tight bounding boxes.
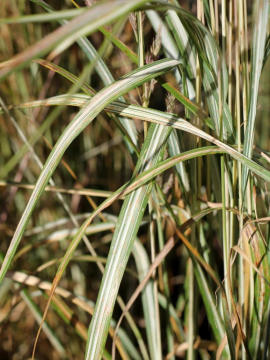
[165,5,196,79]
[35,144,270,357]
[146,9,195,100]
[35,0,138,148]
[0,0,150,81]
[140,10,195,196]
[85,122,172,360]
[168,129,190,192]
[14,94,270,183]
[0,7,87,24]
[0,58,180,284]
[132,240,162,360]
[242,0,269,195]
[34,0,119,86]
[162,2,233,140]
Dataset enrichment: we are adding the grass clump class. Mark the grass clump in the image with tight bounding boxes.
[0,0,269,359]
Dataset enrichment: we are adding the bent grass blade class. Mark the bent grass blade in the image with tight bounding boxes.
[0,58,180,284]
[0,0,149,81]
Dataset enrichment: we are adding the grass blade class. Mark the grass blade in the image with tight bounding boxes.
[132,240,162,360]
[0,8,86,24]
[13,94,270,183]
[242,0,269,194]
[0,58,180,284]
[0,0,149,81]
[85,123,171,360]
[20,289,66,357]
[35,0,138,147]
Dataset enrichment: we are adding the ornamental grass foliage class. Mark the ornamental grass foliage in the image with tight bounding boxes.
[0,0,269,359]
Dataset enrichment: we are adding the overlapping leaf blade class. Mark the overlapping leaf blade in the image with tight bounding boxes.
[0,58,180,283]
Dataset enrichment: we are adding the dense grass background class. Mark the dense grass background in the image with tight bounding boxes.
[0,0,269,359]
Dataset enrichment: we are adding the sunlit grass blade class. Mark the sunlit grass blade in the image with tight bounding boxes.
[0,8,86,24]
[132,240,162,360]
[168,129,190,192]
[85,122,172,359]
[242,0,269,194]
[0,58,180,284]
[99,27,138,65]
[13,94,270,183]
[157,2,234,139]
[35,0,138,147]
[0,0,149,81]
[165,7,196,79]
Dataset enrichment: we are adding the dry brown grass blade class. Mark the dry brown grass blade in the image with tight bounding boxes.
[6,271,127,358]
[227,249,252,359]
[0,180,114,198]
[232,246,270,287]
[216,317,236,360]
[6,271,94,314]
[50,295,88,341]
[111,205,238,359]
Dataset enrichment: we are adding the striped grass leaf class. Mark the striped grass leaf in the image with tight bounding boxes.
[146,9,195,100]
[19,0,140,156]
[132,240,162,360]
[13,94,270,183]
[162,3,233,140]
[35,1,121,87]
[242,0,269,195]
[165,7,196,79]
[0,0,150,81]
[41,145,258,358]
[33,57,138,149]
[85,122,172,359]
[0,7,87,24]
[33,0,139,148]
[168,129,190,192]
[9,272,123,360]
[0,58,180,284]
